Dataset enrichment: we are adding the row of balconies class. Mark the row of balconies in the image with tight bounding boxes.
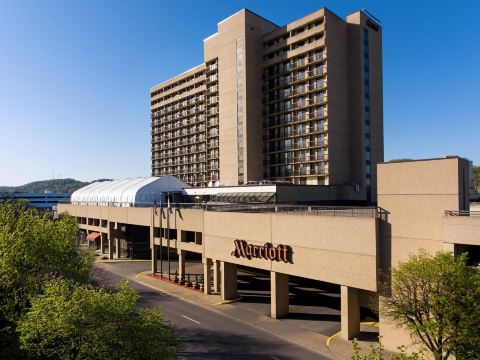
[152,124,206,135]
[207,74,218,83]
[265,124,328,140]
[208,85,219,94]
[207,119,219,127]
[154,144,207,156]
[207,107,219,115]
[152,142,207,152]
[269,70,327,90]
[265,51,326,76]
[264,154,329,167]
[152,130,207,142]
[267,84,328,107]
[153,136,206,149]
[206,63,218,73]
[152,115,205,128]
[265,138,328,154]
[152,95,205,116]
[266,107,328,120]
[269,167,329,178]
[152,106,206,120]
[156,169,207,176]
[270,81,327,101]
[155,158,207,167]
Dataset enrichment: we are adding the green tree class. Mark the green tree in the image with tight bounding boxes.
[0,202,91,322]
[351,338,424,359]
[17,279,179,360]
[381,251,480,360]
[473,165,480,190]
[0,201,92,357]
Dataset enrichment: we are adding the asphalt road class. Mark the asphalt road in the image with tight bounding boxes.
[92,262,333,360]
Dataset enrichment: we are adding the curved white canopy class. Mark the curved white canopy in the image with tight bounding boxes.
[71,176,189,207]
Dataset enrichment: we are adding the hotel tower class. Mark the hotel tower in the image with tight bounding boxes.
[150,8,383,202]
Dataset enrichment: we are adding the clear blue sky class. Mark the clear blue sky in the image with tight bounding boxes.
[0,0,479,186]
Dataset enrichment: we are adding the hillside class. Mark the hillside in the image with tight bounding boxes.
[0,178,111,194]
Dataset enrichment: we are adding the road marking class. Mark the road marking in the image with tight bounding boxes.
[136,270,151,279]
[270,356,281,360]
[326,321,380,346]
[181,315,201,324]
[326,331,340,346]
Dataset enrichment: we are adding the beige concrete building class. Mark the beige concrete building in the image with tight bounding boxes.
[151,7,383,202]
[59,156,478,354]
[60,5,478,357]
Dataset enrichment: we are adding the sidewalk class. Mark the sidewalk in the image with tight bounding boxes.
[136,270,384,360]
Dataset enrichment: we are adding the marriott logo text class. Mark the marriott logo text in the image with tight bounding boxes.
[231,239,292,263]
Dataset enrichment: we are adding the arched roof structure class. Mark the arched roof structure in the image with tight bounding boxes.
[71,176,189,207]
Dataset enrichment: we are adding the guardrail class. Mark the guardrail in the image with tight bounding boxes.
[445,210,480,217]
[59,201,379,218]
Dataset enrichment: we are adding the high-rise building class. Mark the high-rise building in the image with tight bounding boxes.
[150,7,383,202]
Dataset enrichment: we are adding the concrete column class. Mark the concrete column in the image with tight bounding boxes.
[220,261,237,301]
[108,224,114,260]
[341,285,360,340]
[271,272,289,318]
[178,249,186,278]
[99,234,105,254]
[203,258,212,295]
[115,238,121,259]
[213,260,221,293]
[151,244,157,274]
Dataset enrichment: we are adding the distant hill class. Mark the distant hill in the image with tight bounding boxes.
[0,178,112,194]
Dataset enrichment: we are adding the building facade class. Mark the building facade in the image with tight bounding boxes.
[0,192,70,210]
[59,156,477,353]
[150,7,383,202]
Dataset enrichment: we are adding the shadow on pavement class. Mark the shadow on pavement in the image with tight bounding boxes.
[176,328,316,360]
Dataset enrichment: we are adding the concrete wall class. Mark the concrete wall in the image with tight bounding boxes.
[377,157,468,353]
[59,203,378,291]
[203,210,378,291]
[443,215,480,246]
[205,10,278,185]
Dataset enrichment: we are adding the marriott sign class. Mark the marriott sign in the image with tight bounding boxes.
[231,239,292,263]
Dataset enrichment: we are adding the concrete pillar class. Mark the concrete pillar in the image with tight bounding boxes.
[213,260,221,293]
[151,244,157,274]
[341,285,360,340]
[220,261,237,301]
[107,224,114,260]
[100,234,105,254]
[203,258,212,295]
[115,238,121,259]
[271,272,289,318]
[178,249,186,279]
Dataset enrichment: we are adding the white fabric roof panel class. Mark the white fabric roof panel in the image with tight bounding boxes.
[70,176,189,207]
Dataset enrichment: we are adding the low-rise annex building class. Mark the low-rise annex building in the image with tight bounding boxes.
[58,156,478,352]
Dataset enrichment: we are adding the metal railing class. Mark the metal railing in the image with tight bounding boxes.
[445,210,480,217]
[61,201,379,218]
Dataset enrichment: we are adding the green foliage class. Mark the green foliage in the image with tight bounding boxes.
[17,279,179,360]
[382,250,480,360]
[473,165,480,189]
[0,202,92,322]
[385,159,413,163]
[351,338,424,359]
[0,202,180,359]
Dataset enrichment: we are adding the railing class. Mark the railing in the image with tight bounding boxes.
[60,201,379,218]
[445,210,480,217]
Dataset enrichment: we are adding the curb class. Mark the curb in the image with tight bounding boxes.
[134,271,335,359]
